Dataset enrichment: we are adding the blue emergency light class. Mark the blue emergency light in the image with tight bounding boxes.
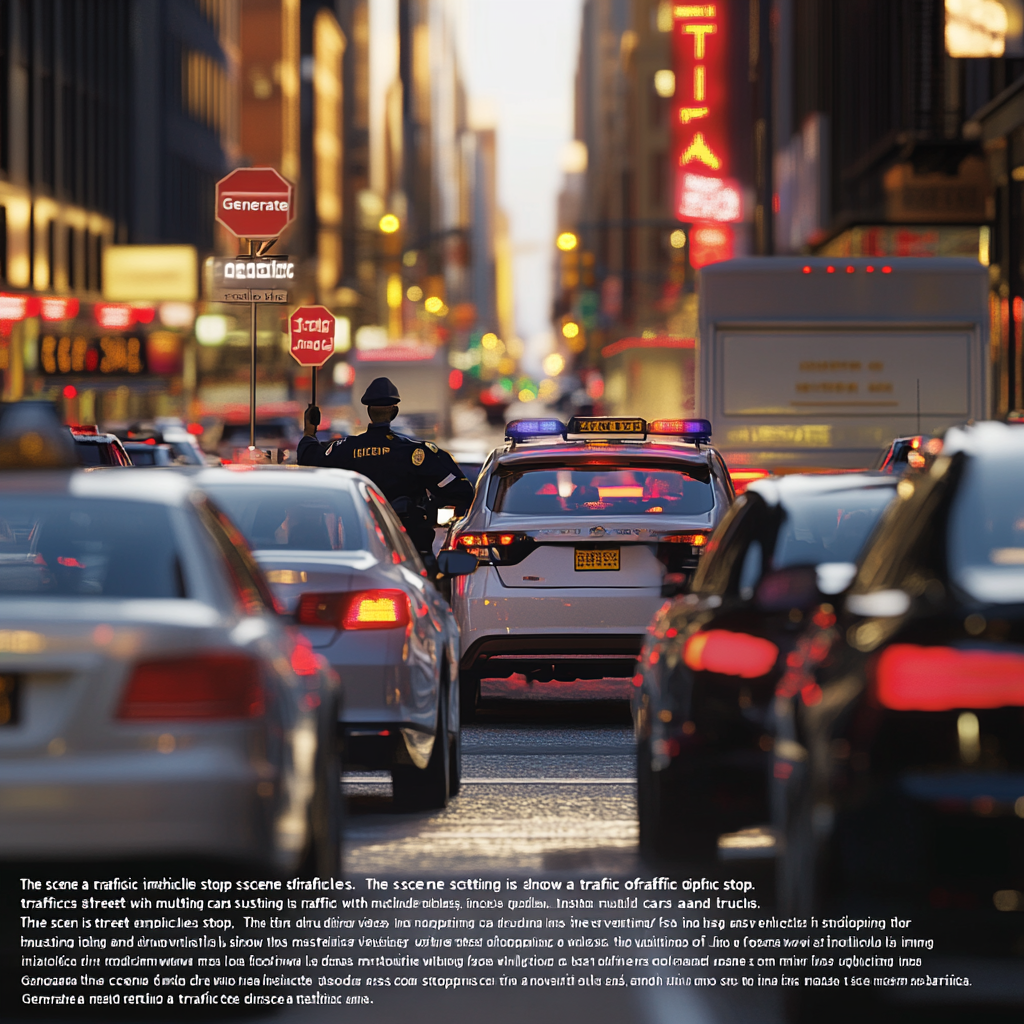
[504,418,566,442]
[648,418,713,442]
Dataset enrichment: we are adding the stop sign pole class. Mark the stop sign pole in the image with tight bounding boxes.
[214,168,295,452]
[288,306,336,423]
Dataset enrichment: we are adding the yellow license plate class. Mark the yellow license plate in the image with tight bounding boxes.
[575,547,620,571]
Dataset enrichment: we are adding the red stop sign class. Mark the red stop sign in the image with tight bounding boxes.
[288,305,336,367]
[216,167,295,239]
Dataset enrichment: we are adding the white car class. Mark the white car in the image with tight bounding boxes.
[193,466,470,810]
[446,416,735,718]
[0,462,341,874]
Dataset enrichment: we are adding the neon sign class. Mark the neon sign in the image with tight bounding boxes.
[673,5,741,236]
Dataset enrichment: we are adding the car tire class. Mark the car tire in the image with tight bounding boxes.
[300,716,342,878]
[392,689,450,811]
[459,670,479,724]
[638,742,718,863]
[449,711,462,797]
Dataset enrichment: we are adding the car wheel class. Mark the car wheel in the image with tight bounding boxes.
[638,742,718,863]
[300,717,342,878]
[391,689,450,811]
[449,712,462,797]
[459,670,479,724]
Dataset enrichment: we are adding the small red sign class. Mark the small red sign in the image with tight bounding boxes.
[288,305,336,367]
[216,167,295,239]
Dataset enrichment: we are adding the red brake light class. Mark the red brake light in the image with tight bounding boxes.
[344,590,410,629]
[118,654,264,720]
[684,630,779,679]
[875,645,1024,711]
[826,266,836,274]
[661,533,708,546]
[846,266,855,274]
[455,533,521,548]
[296,589,411,631]
[69,424,98,435]
[802,265,812,274]
[729,467,770,494]
[290,637,320,676]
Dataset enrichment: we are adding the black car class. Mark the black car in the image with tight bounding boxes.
[122,440,176,466]
[633,472,898,862]
[69,426,133,466]
[773,423,1024,1013]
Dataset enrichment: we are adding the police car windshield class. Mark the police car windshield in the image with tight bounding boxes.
[0,498,184,598]
[490,464,714,516]
[202,485,364,552]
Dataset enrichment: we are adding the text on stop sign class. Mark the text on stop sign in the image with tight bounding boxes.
[293,317,334,333]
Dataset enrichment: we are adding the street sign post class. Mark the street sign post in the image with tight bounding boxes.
[288,305,337,420]
[213,167,296,453]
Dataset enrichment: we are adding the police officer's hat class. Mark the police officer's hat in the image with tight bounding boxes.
[361,377,401,407]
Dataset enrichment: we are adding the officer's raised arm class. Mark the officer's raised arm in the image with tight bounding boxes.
[297,404,328,465]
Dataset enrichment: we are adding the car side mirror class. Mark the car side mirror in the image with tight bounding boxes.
[661,572,689,598]
[437,549,477,576]
[754,564,819,612]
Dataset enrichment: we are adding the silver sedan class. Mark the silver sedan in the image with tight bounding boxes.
[192,466,467,811]
[0,468,341,874]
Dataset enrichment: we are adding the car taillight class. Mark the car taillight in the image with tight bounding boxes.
[661,533,709,547]
[729,468,769,494]
[454,532,522,548]
[296,589,411,630]
[875,644,1024,711]
[117,654,264,720]
[684,629,779,679]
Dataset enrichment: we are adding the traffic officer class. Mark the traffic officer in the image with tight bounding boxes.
[297,377,474,572]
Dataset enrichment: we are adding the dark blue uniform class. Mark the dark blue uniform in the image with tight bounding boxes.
[297,425,474,555]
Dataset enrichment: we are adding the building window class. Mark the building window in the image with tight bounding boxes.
[182,47,229,140]
[66,225,76,290]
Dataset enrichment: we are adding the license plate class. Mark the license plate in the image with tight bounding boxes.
[575,547,620,571]
[0,675,20,727]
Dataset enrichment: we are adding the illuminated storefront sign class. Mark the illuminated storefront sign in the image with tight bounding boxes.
[673,4,738,262]
[39,335,147,375]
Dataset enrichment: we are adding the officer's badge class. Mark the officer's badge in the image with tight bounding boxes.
[425,441,438,452]
[412,448,425,466]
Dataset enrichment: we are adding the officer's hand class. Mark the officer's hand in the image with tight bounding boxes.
[303,404,321,437]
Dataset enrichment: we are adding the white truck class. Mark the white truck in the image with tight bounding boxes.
[698,256,989,472]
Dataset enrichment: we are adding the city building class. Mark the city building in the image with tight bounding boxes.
[0,0,240,425]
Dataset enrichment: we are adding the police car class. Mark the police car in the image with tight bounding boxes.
[446,416,734,716]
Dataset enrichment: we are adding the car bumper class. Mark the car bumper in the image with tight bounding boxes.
[453,567,663,678]
[0,748,276,863]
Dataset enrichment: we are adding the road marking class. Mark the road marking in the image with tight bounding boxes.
[343,776,635,785]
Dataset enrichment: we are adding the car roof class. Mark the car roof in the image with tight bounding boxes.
[494,439,712,470]
[943,420,1024,456]
[191,465,368,490]
[746,471,898,507]
[0,468,200,505]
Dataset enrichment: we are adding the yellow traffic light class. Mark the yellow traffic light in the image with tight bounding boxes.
[562,322,580,339]
[556,231,579,252]
[379,213,400,234]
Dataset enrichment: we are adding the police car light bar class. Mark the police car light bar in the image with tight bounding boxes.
[505,419,566,442]
[648,418,713,441]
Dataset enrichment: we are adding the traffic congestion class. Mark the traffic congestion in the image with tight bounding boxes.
[5,1,1024,1021]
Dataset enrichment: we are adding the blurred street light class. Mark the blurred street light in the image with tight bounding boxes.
[654,69,676,98]
[407,285,423,301]
[543,352,565,376]
[195,315,229,346]
[379,213,401,234]
[562,321,580,339]
[387,274,404,308]
[481,332,500,349]
[556,231,579,252]
[424,296,447,315]
[670,229,687,249]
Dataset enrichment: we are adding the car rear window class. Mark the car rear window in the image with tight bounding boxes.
[0,498,184,598]
[201,485,364,552]
[73,440,124,466]
[489,463,714,516]
[773,486,895,567]
[948,457,1024,602]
